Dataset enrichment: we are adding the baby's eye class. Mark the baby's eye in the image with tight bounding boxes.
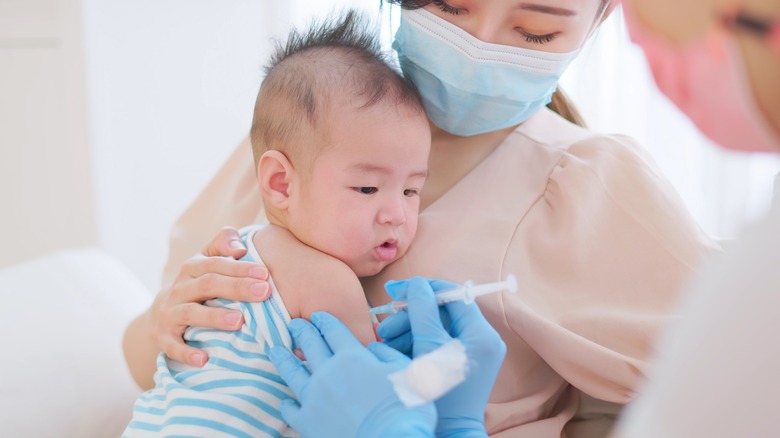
[404,189,420,197]
[354,187,378,195]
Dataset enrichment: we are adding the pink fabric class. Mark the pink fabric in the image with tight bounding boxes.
[163,109,720,437]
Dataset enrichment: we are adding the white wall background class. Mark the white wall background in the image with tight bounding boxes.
[1,0,96,268]
[80,0,376,291]
[82,0,277,291]
[4,1,778,292]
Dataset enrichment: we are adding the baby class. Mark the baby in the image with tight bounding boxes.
[124,9,430,437]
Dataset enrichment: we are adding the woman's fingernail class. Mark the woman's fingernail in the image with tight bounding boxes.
[249,266,267,279]
[225,312,242,328]
[230,240,246,251]
[191,353,207,367]
[250,282,269,299]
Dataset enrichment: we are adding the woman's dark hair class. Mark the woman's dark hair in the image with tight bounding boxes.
[381,0,615,128]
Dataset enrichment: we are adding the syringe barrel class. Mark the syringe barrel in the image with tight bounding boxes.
[432,288,464,304]
[434,276,516,305]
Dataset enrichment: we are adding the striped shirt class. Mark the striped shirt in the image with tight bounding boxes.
[124,225,299,437]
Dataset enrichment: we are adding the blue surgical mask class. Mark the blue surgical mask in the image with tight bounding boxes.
[393,8,580,137]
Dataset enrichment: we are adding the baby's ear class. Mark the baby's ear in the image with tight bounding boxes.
[257,150,295,209]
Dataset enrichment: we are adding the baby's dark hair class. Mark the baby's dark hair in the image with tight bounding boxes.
[250,9,424,170]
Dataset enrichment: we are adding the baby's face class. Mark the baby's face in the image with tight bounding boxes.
[287,100,430,277]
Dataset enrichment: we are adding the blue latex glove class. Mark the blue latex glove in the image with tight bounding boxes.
[377,277,507,438]
[269,311,437,438]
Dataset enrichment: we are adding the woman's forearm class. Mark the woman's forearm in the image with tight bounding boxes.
[123,309,158,390]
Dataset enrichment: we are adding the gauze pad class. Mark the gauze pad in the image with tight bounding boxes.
[388,339,468,407]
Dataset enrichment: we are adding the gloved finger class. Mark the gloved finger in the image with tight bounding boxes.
[405,277,451,354]
[287,318,333,370]
[441,298,489,333]
[427,279,460,292]
[441,299,506,366]
[268,346,310,398]
[367,342,411,365]
[438,305,453,332]
[427,279,459,331]
[383,279,409,301]
[384,278,460,299]
[381,331,413,356]
[376,310,411,340]
[278,398,303,430]
[310,312,363,353]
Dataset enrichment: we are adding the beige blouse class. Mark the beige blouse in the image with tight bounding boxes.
[162,108,720,437]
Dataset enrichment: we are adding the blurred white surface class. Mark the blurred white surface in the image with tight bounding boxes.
[0,248,151,437]
[81,0,375,291]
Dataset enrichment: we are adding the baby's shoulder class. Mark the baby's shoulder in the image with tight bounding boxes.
[252,225,361,316]
[253,224,354,275]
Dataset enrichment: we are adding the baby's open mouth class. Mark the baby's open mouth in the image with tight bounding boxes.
[374,239,398,262]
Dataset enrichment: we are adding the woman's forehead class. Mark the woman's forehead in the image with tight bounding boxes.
[492,0,601,12]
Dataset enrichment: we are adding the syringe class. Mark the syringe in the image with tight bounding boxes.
[369,274,517,315]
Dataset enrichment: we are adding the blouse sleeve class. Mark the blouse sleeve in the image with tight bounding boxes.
[161,136,265,287]
[506,134,722,404]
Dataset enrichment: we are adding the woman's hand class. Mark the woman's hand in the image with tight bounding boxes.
[123,227,270,389]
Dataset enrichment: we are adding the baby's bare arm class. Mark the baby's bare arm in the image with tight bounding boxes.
[254,226,377,346]
[297,265,377,346]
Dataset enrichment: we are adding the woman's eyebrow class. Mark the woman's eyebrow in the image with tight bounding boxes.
[519,3,577,17]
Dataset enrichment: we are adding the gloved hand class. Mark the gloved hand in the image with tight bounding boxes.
[378,277,507,438]
[269,311,437,438]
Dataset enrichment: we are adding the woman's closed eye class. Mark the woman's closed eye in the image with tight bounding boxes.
[432,0,559,46]
[353,187,378,195]
[433,0,465,16]
[517,29,557,44]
